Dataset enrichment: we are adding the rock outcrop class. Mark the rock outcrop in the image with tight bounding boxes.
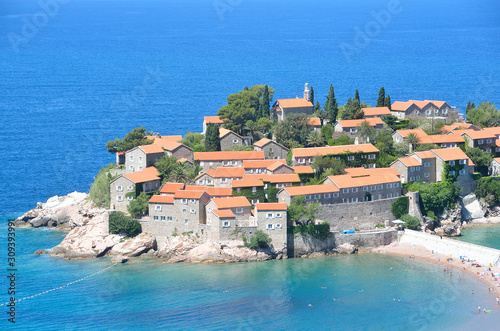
[109,233,157,257]
[461,193,485,221]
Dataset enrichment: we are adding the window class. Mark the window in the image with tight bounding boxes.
[363,186,368,191]
[486,148,492,153]
[299,158,305,164]
[324,193,331,198]
[478,139,484,144]
[415,110,420,115]
[333,193,339,198]
[154,216,158,220]
[221,178,228,183]
[129,166,134,171]
[441,144,447,148]
[189,199,195,204]
[181,199,187,204]
[368,154,376,159]
[449,171,456,176]
[155,205,162,212]
[394,192,399,197]
[223,221,230,228]
[314,194,321,199]
[127,186,133,191]
[393,183,399,187]
[425,172,430,177]
[487,139,493,143]
[378,184,383,190]
[352,188,358,193]
[275,224,282,229]
[251,199,260,204]
[352,197,358,202]
[426,110,431,115]
[182,209,186,214]
[416,176,420,180]
[252,187,257,193]
[449,161,455,165]
[266,224,274,230]
[139,156,142,162]
[266,213,273,219]
[127,196,133,201]
[185,219,188,224]
[369,163,376,168]
[410,177,415,181]
[343,198,349,203]
[200,161,205,166]
[250,169,254,174]
[161,216,165,221]
[386,183,392,189]
[348,156,355,161]
[190,209,196,214]
[410,167,415,172]
[343,188,349,193]
[117,185,123,192]
[387,193,392,199]
[129,155,134,161]
[276,213,282,218]
[335,157,341,161]
[459,169,466,175]
[167,216,172,221]
[233,139,239,144]
[305,195,311,200]
[424,162,430,167]
[434,109,439,113]
[416,166,421,171]
[236,208,243,214]
[117,195,123,202]
[361,155,367,159]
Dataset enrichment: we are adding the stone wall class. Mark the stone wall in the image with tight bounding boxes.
[400,229,500,266]
[334,230,397,247]
[315,198,397,231]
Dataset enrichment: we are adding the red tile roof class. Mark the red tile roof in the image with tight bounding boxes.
[344,167,400,177]
[394,128,428,139]
[149,195,174,204]
[122,167,160,184]
[275,98,313,109]
[214,167,245,178]
[206,187,232,197]
[391,101,415,112]
[292,144,379,158]
[211,196,251,209]
[195,168,216,179]
[283,184,339,196]
[160,182,185,194]
[441,123,476,132]
[219,128,242,139]
[194,151,265,161]
[408,100,431,109]
[231,178,264,188]
[419,134,464,144]
[397,157,422,167]
[293,166,314,174]
[461,130,496,140]
[431,148,469,162]
[362,107,391,117]
[268,174,301,183]
[413,151,436,159]
[204,116,224,124]
[308,117,321,126]
[267,161,291,172]
[255,203,287,211]
[184,185,208,191]
[243,159,287,168]
[336,117,384,128]
[212,209,235,218]
[174,190,206,199]
[327,172,401,189]
[138,144,165,154]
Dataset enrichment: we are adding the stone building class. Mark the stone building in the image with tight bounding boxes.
[431,148,475,194]
[390,151,437,184]
[392,128,427,144]
[202,116,224,135]
[491,158,500,176]
[334,117,384,134]
[243,159,290,174]
[391,100,451,119]
[270,85,314,122]
[219,128,246,151]
[124,140,193,173]
[254,203,288,253]
[460,130,497,154]
[362,107,391,118]
[110,167,161,212]
[194,151,265,171]
[253,138,289,159]
[291,144,379,168]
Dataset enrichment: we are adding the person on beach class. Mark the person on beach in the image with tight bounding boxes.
[472,290,475,295]
[478,306,481,313]
[497,297,499,305]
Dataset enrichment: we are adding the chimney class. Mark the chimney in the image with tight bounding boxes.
[303,83,310,101]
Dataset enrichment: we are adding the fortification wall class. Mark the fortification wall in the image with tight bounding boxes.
[400,229,500,266]
[316,198,397,231]
[335,230,398,247]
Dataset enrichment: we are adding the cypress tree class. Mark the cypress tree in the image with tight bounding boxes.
[205,123,221,151]
[376,87,385,107]
[324,84,338,123]
[310,85,315,105]
[384,95,391,109]
[262,85,270,118]
[354,89,360,102]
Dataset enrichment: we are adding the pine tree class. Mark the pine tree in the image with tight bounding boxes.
[262,85,270,118]
[354,89,360,102]
[324,84,338,123]
[384,95,391,109]
[205,123,221,151]
[309,85,315,105]
[376,87,385,107]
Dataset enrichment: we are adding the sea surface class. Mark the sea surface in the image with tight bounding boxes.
[1,0,500,329]
[455,225,500,250]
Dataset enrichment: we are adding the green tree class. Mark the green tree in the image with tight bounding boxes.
[168,163,190,183]
[321,123,333,142]
[329,133,354,146]
[465,101,475,115]
[217,90,259,134]
[358,120,376,143]
[105,127,153,154]
[384,95,391,109]
[354,89,360,102]
[274,113,311,148]
[109,211,142,237]
[205,123,221,152]
[376,87,385,107]
[405,132,420,153]
[407,181,461,215]
[181,132,205,152]
[257,117,273,136]
[339,97,363,120]
[324,84,339,123]
[288,196,321,225]
[466,147,492,176]
[262,85,271,118]
[246,230,272,249]
[475,177,500,205]
[88,164,117,208]
[307,131,324,147]
[466,101,500,127]
[391,196,409,219]
[312,155,346,179]
[244,120,261,141]
[401,214,420,230]
[309,85,315,105]
[127,192,150,217]
[154,154,179,182]
[381,114,398,131]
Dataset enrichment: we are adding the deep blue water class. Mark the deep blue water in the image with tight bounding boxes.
[1,0,500,329]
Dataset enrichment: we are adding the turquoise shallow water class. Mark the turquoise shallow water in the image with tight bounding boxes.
[1,221,499,330]
[455,226,500,250]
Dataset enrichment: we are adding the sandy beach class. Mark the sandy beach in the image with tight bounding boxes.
[374,242,500,301]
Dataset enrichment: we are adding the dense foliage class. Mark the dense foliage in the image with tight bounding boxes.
[109,211,142,237]
[127,192,150,217]
[181,132,205,152]
[205,123,221,152]
[105,127,153,153]
[466,147,492,177]
[88,164,116,208]
[475,177,500,205]
[246,230,272,249]
[275,113,311,148]
[391,196,409,219]
[292,222,331,240]
[288,196,322,224]
[407,181,461,216]
[401,214,420,230]
[324,84,338,123]
[465,101,500,128]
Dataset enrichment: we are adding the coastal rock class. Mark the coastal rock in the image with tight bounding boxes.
[111,255,129,263]
[336,243,357,254]
[34,249,49,255]
[461,193,485,221]
[185,241,273,263]
[434,225,461,237]
[109,233,157,257]
[156,235,201,259]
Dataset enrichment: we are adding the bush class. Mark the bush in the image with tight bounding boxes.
[292,222,331,241]
[407,181,461,216]
[127,192,150,217]
[475,177,500,205]
[375,223,385,228]
[391,196,409,219]
[108,212,141,237]
[401,214,420,230]
[88,164,116,208]
[246,230,272,249]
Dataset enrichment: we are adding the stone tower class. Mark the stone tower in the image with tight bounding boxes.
[303,83,310,101]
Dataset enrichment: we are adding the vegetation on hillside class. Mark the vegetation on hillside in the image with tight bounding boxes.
[204,123,221,152]
[292,222,331,240]
[401,214,420,230]
[245,230,272,249]
[108,211,142,237]
[407,181,461,216]
[88,164,117,208]
[105,127,153,153]
[466,147,492,177]
[475,177,500,205]
[127,192,151,217]
[466,101,499,128]
[391,196,409,219]
[288,196,322,224]
[181,132,205,152]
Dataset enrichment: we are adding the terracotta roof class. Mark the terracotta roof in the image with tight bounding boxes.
[391,101,415,112]
[497,139,500,147]
[397,157,422,167]
[336,117,384,128]
[268,174,301,183]
[493,157,500,164]
[408,100,431,109]
[212,209,235,218]
[160,183,185,194]
[149,195,174,204]
[292,144,379,158]
[206,187,232,197]
[327,173,401,189]
[283,184,339,196]
[344,167,400,177]
[275,98,313,109]
[211,196,251,209]
[267,161,290,171]
[308,117,321,126]
[243,159,287,168]
[419,134,464,144]
[184,185,208,191]
[441,123,475,132]
[231,178,264,188]
[293,166,314,174]
[177,158,192,164]
[195,168,216,179]
[145,135,183,142]
[214,167,245,178]
[244,174,270,182]
[138,144,165,154]
[394,128,428,139]
[122,167,160,184]
[117,151,126,156]
[255,203,287,211]
[413,151,436,159]
[461,130,496,140]
[219,128,242,139]
[482,127,500,136]
[362,107,391,117]
[194,151,265,161]
[425,100,447,108]
[174,190,206,200]
[431,148,469,162]
[204,116,224,124]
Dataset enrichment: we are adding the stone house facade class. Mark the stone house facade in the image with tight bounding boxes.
[219,128,245,151]
[461,131,497,154]
[390,151,436,184]
[202,116,224,135]
[278,184,341,206]
[291,144,379,168]
[253,138,289,159]
[124,142,193,174]
[194,151,265,171]
[110,167,161,212]
[270,97,314,122]
[491,158,500,176]
[334,118,384,134]
[255,203,288,253]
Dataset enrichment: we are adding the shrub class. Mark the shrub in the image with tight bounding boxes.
[426,211,437,221]
[246,230,272,249]
[108,212,141,237]
[127,192,150,217]
[407,181,461,216]
[292,222,331,241]
[401,214,420,230]
[88,164,116,208]
[391,196,409,219]
[475,177,500,205]
[375,223,385,228]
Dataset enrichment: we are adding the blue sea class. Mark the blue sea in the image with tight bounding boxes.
[1,0,500,329]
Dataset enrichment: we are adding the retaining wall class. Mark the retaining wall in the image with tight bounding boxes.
[400,229,500,266]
